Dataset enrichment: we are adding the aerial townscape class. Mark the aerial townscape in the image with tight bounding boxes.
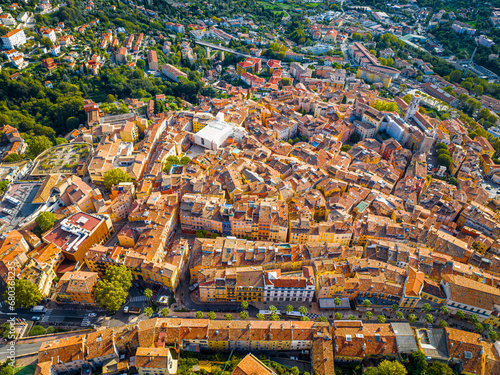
[3,0,500,374]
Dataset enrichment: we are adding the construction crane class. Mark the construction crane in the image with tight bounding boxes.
[463,42,478,78]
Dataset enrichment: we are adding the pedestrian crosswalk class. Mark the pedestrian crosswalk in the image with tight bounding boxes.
[129,296,149,302]
[40,309,52,323]
[81,315,91,326]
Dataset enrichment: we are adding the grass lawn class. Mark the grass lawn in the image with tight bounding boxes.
[14,365,36,375]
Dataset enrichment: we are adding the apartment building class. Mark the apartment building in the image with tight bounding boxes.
[56,271,99,305]
[42,212,113,263]
[263,267,315,303]
[1,29,26,48]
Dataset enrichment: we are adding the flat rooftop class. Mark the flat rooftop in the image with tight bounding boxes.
[43,213,102,254]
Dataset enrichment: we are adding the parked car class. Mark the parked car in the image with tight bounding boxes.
[88,313,97,317]
[32,316,41,321]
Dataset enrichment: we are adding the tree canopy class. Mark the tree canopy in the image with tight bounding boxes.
[94,265,132,311]
[3,279,42,308]
[103,168,132,190]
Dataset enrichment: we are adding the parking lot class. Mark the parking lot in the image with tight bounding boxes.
[0,182,42,230]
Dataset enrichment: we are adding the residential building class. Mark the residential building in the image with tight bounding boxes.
[56,271,99,305]
[147,50,158,71]
[263,267,315,303]
[42,212,113,263]
[2,29,27,49]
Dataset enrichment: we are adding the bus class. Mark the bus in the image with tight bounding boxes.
[286,311,302,319]
[4,196,20,206]
[259,309,281,317]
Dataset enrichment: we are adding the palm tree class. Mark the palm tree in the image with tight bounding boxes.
[318,316,328,322]
[362,299,371,309]
[456,310,465,320]
[269,305,278,314]
[423,303,431,313]
[425,314,434,324]
[241,301,249,310]
[239,311,249,320]
[207,311,216,320]
[144,307,153,317]
[439,320,448,328]
[470,314,479,324]
[161,308,170,317]
[334,312,342,320]
[298,306,308,316]
[270,313,280,321]
[334,297,341,308]
[378,315,386,323]
[286,304,294,313]
[408,314,417,323]
[366,311,373,320]
[300,316,310,321]
[348,314,355,320]
[256,313,264,320]
[196,311,203,319]
[391,304,399,312]
[144,288,153,300]
[224,313,233,321]
[396,311,404,320]
[440,306,449,315]
[474,323,484,333]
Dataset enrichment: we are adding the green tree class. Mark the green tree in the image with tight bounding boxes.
[334,312,342,320]
[286,304,294,313]
[29,325,46,336]
[474,322,484,333]
[396,311,404,320]
[449,70,462,83]
[94,265,132,311]
[456,310,465,319]
[470,314,479,323]
[144,288,153,300]
[256,313,264,320]
[3,153,21,162]
[348,314,356,320]
[28,135,52,159]
[269,305,277,314]
[103,168,132,190]
[196,311,203,319]
[0,180,9,195]
[425,314,434,323]
[340,144,351,152]
[298,306,308,316]
[423,303,431,312]
[408,314,417,323]
[3,279,42,308]
[489,330,498,341]
[440,306,449,314]
[290,367,300,375]
[144,307,153,317]
[224,313,233,320]
[161,308,170,317]
[35,211,56,232]
[271,313,280,321]
[300,315,310,321]
[407,351,427,375]
[239,311,248,320]
[207,311,216,320]
[473,85,484,97]
[318,316,328,322]
[195,230,207,238]
[366,311,373,319]
[426,362,453,375]
[377,360,407,375]
[334,297,341,307]
[362,299,371,308]
[391,304,399,312]
[46,326,56,334]
[439,320,448,328]
[437,154,451,168]
[241,301,248,310]
[378,315,386,323]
